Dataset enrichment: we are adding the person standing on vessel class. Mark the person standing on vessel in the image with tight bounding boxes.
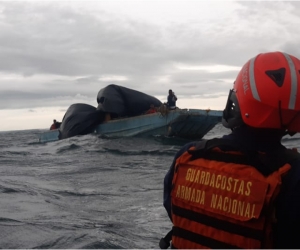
[167,89,177,110]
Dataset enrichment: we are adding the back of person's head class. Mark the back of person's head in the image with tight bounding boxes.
[169,89,172,94]
[54,119,56,123]
[222,51,300,135]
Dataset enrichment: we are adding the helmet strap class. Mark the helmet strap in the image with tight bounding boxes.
[278,100,300,136]
[278,100,285,129]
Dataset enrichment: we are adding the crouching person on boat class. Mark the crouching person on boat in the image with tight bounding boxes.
[160,51,300,249]
[50,119,61,130]
[145,104,157,114]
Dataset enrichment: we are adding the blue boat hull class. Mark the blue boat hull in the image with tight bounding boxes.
[38,109,222,142]
[168,110,222,139]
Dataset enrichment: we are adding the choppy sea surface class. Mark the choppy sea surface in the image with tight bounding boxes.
[0,123,299,249]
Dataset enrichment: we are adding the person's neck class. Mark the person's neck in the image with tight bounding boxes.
[232,125,284,145]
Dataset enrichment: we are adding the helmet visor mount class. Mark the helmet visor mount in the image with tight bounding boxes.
[222,89,243,129]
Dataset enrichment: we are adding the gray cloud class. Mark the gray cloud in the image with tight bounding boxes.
[0,1,300,113]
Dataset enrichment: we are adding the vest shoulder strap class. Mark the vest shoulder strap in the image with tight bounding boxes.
[187,138,300,176]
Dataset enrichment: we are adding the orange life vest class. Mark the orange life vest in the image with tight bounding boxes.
[146,108,156,114]
[50,124,56,130]
[170,139,295,249]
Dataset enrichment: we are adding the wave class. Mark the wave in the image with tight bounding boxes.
[54,190,106,198]
[56,143,82,154]
[102,147,178,156]
[1,151,31,156]
[81,240,124,249]
[0,217,24,224]
[0,185,20,193]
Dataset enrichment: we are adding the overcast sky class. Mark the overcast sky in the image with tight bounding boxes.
[1,0,300,131]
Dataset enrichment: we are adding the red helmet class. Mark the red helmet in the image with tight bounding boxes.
[222,51,300,133]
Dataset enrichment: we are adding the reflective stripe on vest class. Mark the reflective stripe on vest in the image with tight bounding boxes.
[171,147,291,249]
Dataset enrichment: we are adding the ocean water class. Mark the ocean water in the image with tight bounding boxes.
[0,123,299,249]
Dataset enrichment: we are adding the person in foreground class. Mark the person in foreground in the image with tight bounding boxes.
[161,51,300,249]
